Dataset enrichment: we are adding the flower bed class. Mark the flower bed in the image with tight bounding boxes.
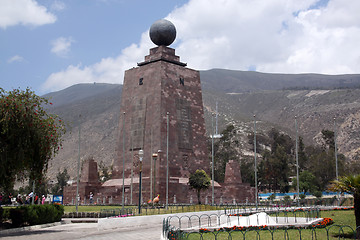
[197,217,333,233]
[110,213,134,218]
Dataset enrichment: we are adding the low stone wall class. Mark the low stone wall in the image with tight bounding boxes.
[63,212,100,218]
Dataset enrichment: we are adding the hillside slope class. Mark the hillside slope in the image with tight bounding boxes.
[44,70,360,180]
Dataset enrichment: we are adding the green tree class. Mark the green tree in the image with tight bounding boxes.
[292,170,318,194]
[321,129,335,150]
[305,132,345,192]
[189,169,211,204]
[211,125,238,183]
[330,174,360,239]
[260,146,290,192]
[51,168,70,195]
[298,136,308,170]
[307,150,335,190]
[98,161,112,183]
[0,88,66,193]
[268,128,294,155]
[256,128,293,193]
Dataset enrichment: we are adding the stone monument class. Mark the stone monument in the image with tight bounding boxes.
[63,19,255,205]
[63,158,100,204]
[110,19,210,203]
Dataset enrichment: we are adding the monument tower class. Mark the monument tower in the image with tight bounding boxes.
[112,19,210,203]
[63,19,255,205]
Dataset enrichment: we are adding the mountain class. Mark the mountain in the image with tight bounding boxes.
[43,70,360,180]
[200,69,360,93]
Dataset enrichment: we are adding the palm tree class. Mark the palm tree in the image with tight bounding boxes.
[330,174,360,239]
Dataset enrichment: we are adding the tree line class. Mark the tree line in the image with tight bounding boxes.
[210,124,358,195]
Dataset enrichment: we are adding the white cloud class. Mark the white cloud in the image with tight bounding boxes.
[42,32,152,92]
[7,55,24,63]
[51,1,66,11]
[0,0,56,29]
[43,0,360,92]
[51,37,74,57]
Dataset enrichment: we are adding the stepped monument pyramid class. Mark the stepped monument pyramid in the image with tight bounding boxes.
[64,19,254,205]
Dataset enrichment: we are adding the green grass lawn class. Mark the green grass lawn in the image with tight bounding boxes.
[174,210,357,240]
[63,204,220,215]
[64,205,129,213]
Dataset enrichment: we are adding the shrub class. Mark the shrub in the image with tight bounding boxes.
[0,207,3,223]
[9,207,28,227]
[268,193,276,202]
[9,204,64,227]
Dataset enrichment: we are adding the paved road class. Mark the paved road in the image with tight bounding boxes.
[1,206,340,240]
[2,223,164,240]
[0,210,226,240]
[0,220,162,240]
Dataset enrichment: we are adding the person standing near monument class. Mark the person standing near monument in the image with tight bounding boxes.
[89,192,93,204]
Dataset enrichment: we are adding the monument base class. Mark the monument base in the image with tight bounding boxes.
[64,176,255,205]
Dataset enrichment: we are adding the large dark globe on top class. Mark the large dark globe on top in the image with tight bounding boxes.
[149,19,176,46]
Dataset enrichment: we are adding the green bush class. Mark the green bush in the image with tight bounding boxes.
[0,207,3,223]
[268,193,276,202]
[8,204,64,227]
[9,207,27,227]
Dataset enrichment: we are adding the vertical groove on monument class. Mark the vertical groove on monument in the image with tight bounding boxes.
[112,20,210,203]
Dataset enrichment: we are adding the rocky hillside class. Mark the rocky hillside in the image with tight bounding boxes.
[44,70,360,180]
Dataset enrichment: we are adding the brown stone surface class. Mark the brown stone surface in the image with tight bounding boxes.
[224,160,242,184]
[112,46,210,203]
[63,44,255,205]
[80,158,99,184]
[63,158,100,204]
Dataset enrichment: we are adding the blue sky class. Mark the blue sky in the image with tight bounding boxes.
[1,0,359,94]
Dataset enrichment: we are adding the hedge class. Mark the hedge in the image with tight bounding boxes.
[6,204,64,227]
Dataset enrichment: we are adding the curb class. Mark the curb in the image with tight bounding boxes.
[62,218,98,224]
[0,221,63,235]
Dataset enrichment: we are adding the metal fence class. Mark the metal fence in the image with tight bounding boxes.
[98,204,225,218]
[162,207,359,240]
[164,225,360,240]
[99,208,134,218]
[96,204,346,218]
[164,208,321,230]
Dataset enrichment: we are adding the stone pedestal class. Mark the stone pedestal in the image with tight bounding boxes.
[112,46,209,203]
[63,158,101,204]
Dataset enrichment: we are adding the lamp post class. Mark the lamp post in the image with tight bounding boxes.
[138,149,143,214]
[150,129,153,201]
[211,114,215,205]
[253,114,258,210]
[122,112,126,211]
[76,114,81,212]
[166,112,169,210]
[295,115,300,207]
[153,150,161,198]
[130,119,134,205]
[152,153,158,198]
[334,118,338,180]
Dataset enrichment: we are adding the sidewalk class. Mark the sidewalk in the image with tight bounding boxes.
[0,209,226,240]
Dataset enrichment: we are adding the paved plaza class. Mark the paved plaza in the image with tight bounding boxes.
[0,210,225,240]
[0,206,336,240]
[0,218,161,240]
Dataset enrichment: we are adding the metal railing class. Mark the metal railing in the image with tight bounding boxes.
[162,206,358,240]
[98,204,224,218]
[165,225,360,240]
